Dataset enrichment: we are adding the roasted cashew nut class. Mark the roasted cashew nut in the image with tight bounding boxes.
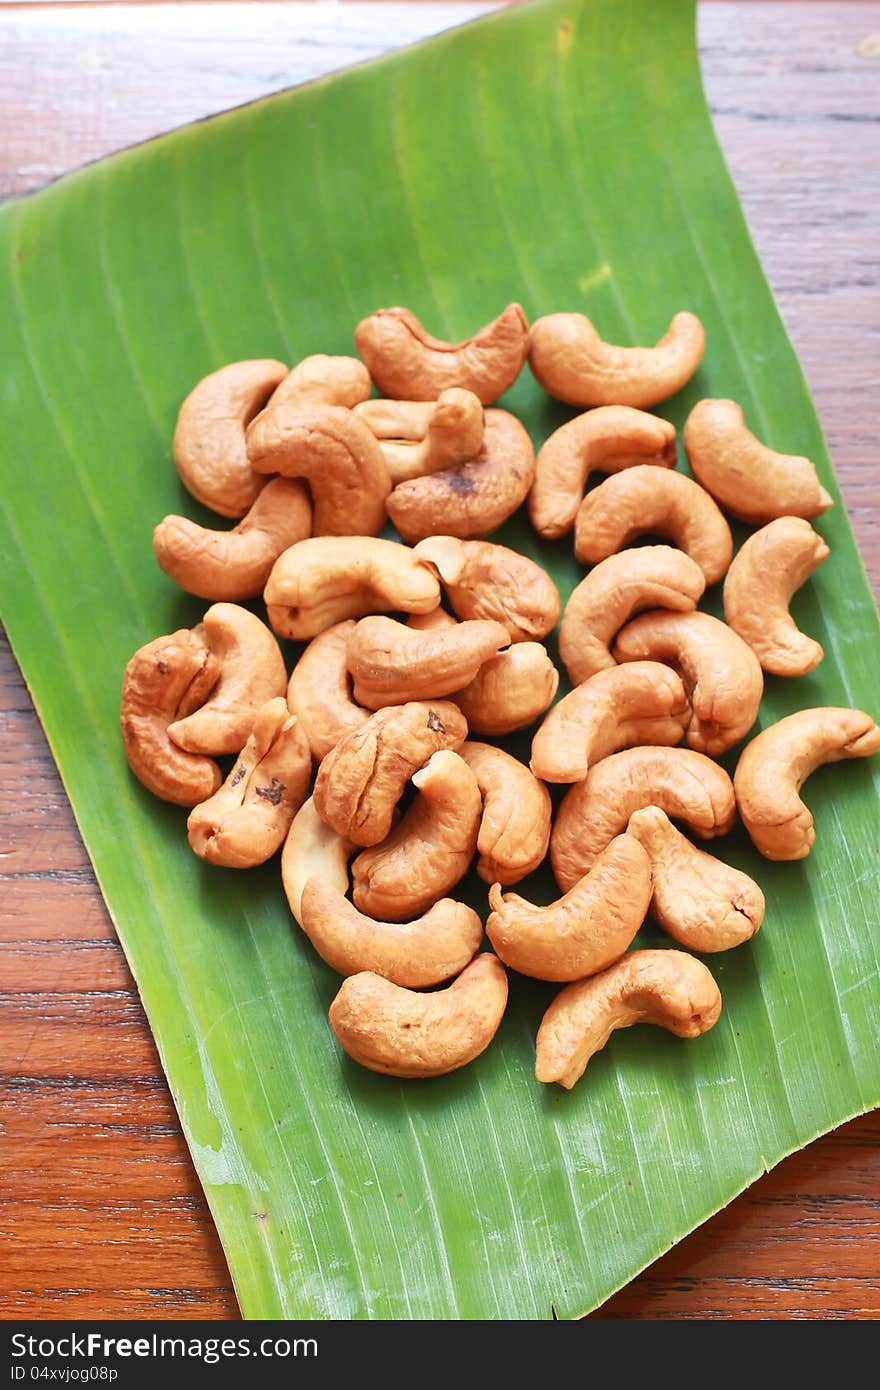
[347,614,509,709]
[354,389,484,484]
[459,741,552,885]
[528,311,705,409]
[487,833,652,982]
[286,620,369,762]
[683,399,833,524]
[412,536,561,642]
[535,949,722,1090]
[453,641,559,735]
[328,953,509,1079]
[734,707,880,860]
[627,806,764,951]
[281,797,353,927]
[723,517,830,676]
[528,406,677,539]
[354,303,529,404]
[558,545,706,686]
[266,354,372,412]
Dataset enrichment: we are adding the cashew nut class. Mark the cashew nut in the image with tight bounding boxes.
[487,833,652,982]
[266,354,372,411]
[627,806,764,951]
[350,751,482,919]
[412,536,561,642]
[734,707,880,860]
[535,949,722,1090]
[286,620,369,762]
[172,359,288,518]
[313,700,468,847]
[264,536,441,640]
[723,517,830,676]
[186,699,311,868]
[120,629,222,806]
[354,390,484,483]
[528,406,677,539]
[530,661,690,783]
[459,741,552,885]
[354,303,529,404]
[281,797,353,927]
[167,603,287,756]
[153,478,312,601]
[386,408,536,544]
[558,545,706,686]
[299,875,483,989]
[328,953,509,1079]
[347,614,509,709]
[528,311,705,409]
[453,641,559,735]
[683,399,833,524]
[551,746,736,891]
[574,465,733,585]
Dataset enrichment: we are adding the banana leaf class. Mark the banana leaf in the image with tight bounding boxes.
[1,0,878,1320]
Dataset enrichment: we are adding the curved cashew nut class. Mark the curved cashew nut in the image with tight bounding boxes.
[487,833,652,982]
[386,408,536,544]
[266,354,372,411]
[120,630,222,806]
[186,699,311,868]
[613,610,763,756]
[627,806,764,951]
[153,478,312,601]
[354,303,529,404]
[172,359,288,518]
[412,536,561,642]
[246,403,391,536]
[286,620,369,762]
[167,603,287,756]
[535,949,722,1090]
[530,661,690,783]
[459,741,551,885]
[347,614,509,709]
[558,545,706,686]
[354,389,484,483]
[313,700,468,847]
[350,751,482,919]
[528,406,677,539]
[528,311,705,409]
[723,517,829,676]
[551,746,736,891]
[281,797,353,927]
[263,536,441,640]
[734,707,880,860]
[574,464,733,585]
[453,641,559,735]
[683,399,833,524]
[328,953,509,1079]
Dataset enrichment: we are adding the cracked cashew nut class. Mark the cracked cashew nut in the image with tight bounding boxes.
[723,517,829,676]
[347,614,509,709]
[459,741,552,885]
[354,389,484,483]
[412,535,561,642]
[286,619,369,762]
[354,303,529,404]
[281,797,353,927]
[528,310,705,409]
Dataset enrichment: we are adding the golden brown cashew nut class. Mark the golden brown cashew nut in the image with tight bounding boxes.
[551,746,736,891]
[153,478,312,601]
[487,834,652,982]
[264,536,441,640]
[313,700,468,847]
[167,603,287,756]
[627,806,764,951]
[286,620,369,762]
[528,406,677,539]
[535,949,722,1089]
[529,311,705,409]
[734,707,880,860]
[386,409,536,544]
[454,642,559,735]
[558,545,706,686]
[246,403,391,536]
[186,699,311,868]
[281,797,353,927]
[412,536,561,642]
[530,662,690,783]
[459,742,552,885]
[299,876,482,989]
[329,953,509,1079]
[120,630,222,806]
[347,615,509,709]
[172,359,288,518]
[683,399,833,524]
[354,303,529,404]
[613,610,763,755]
[266,354,372,411]
[574,465,733,585]
[354,390,484,484]
[723,517,830,676]
[351,751,482,919]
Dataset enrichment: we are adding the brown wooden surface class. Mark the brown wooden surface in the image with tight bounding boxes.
[1,1,879,1322]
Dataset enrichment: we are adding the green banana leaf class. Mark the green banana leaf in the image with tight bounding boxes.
[1,0,878,1320]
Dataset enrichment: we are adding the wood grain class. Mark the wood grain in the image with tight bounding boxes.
[1,1,879,1321]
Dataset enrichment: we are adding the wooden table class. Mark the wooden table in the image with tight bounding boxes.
[2,1,879,1321]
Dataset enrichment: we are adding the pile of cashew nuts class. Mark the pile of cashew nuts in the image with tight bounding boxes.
[121,302,880,1092]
